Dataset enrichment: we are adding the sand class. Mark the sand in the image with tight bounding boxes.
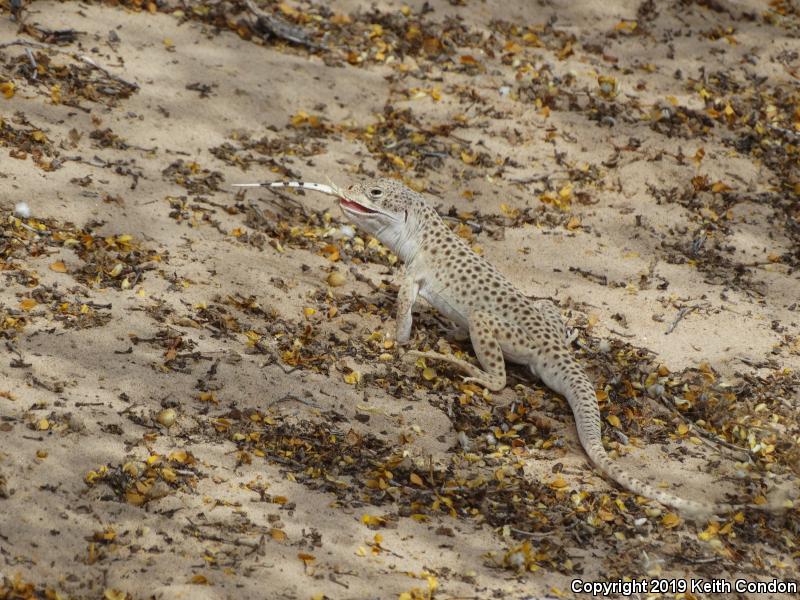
[1,1,799,598]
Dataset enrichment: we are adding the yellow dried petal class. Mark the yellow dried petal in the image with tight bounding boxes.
[19,298,37,311]
[662,512,681,528]
[0,81,15,99]
[156,408,176,427]
[327,271,346,287]
[297,552,315,564]
[343,371,361,385]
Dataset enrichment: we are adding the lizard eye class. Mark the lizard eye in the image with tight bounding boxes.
[369,188,383,198]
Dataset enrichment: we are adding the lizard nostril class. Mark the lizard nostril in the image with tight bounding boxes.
[348,185,354,191]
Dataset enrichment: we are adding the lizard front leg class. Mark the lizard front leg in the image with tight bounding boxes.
[394,273,420,345]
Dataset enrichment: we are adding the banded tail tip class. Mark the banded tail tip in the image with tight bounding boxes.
[232,181,341,197]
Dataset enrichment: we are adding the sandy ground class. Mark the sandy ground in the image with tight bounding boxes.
[1,1,799,599]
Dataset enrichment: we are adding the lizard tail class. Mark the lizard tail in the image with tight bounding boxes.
[543,357,782,520]
[231,180,341,197]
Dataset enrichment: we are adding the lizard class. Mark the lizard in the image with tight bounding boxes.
[234,177,793,519]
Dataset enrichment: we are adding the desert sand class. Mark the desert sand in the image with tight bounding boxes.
[1,1,799,599]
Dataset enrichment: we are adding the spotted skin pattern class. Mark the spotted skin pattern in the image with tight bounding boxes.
[243,177,790,519]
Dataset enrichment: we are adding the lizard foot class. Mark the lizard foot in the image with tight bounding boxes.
[462,376,505,392]
[407,350,506,392]
[405,349,477,373]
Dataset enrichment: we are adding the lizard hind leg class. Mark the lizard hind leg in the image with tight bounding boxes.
[408,311,533,392]
[406,348,501,388]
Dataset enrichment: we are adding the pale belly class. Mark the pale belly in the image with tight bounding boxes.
[419,284,470,329]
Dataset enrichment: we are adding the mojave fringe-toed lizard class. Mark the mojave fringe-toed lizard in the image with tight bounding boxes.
[234,177,795,520]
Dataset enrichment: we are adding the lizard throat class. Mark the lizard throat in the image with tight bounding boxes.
[339,198,377,214]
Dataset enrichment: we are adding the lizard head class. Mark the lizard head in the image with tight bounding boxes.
[337,177,421,238]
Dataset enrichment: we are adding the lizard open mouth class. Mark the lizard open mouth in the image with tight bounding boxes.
[339,198,377,214]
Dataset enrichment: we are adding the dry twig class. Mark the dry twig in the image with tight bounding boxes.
[0,39,139,90]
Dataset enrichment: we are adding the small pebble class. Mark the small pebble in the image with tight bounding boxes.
[498,85,511,97]
[507,549,526,568]
[147,481,171,500]
[339,224,355,239]
[14,202,31,218]
[66,413,86,432]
